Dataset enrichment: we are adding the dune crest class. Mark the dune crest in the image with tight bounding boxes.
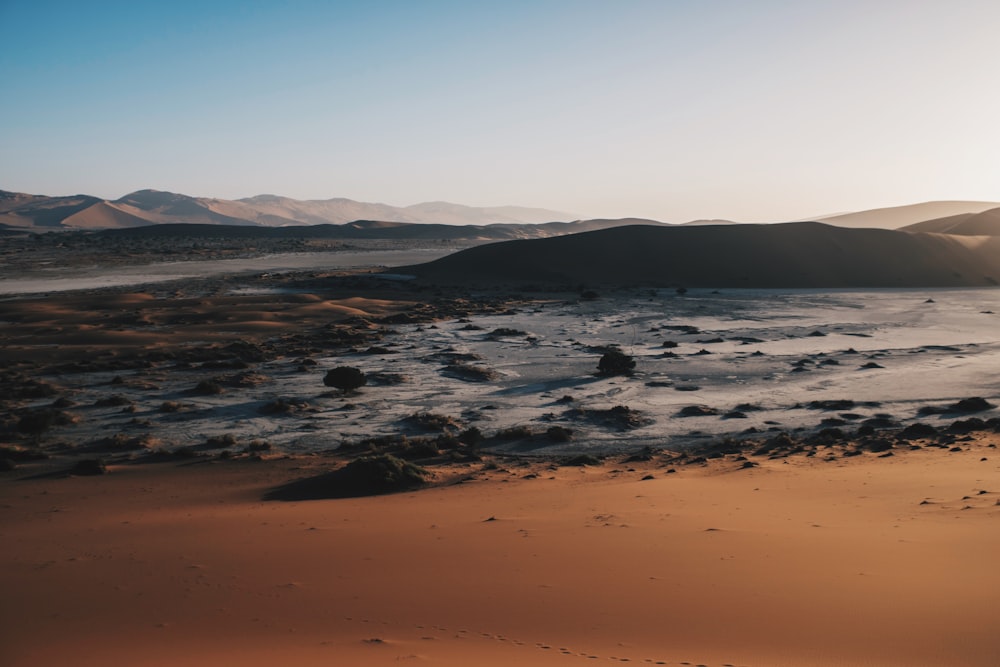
[404,222,1000,288]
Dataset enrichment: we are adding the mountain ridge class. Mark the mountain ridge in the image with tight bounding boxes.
[0,188,578,230]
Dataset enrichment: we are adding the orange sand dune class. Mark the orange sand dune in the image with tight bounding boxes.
[903,207,1000,236]
[2,446,997,667]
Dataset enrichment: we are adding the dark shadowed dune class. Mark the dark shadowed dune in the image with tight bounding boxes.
[400,222,1000,288]
[902,207,1000,236]
[93,217,669,242]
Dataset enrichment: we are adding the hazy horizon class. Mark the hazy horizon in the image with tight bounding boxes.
[2,1,998,223]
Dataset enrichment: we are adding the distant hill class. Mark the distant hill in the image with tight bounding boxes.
[813,201,1000,230]
[0,188,577,230]
[901,207,1000,236]
[95,217,669,242]
[401,222,1000,288]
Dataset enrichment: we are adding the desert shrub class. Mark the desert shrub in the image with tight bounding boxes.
[441,362,500,382]
[495,425,532,440]
[565,405,651,430]
[205,434,238,449]
[246,440,272,453]
[160,401,183,413]
[405,412,461,432]
[458,427,484,446]
[677,405,719,417]
[323,366,367,393]
[193,380,224,395]
[597,349,635,376]
[399,439,441,460]
[546,426,573,442]
[489,327,527,338]
[266,454,428,500]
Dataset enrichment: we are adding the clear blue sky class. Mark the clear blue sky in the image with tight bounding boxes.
[2,0,998,222]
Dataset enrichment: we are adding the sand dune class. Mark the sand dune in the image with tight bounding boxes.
[902,206,1000,236]
[3,447,998,667]
[0,188,577,230]
[405,221,1000,288]
[814,200,1000,230]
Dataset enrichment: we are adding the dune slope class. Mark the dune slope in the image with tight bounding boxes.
[404,222,1000,288]
[903,207,1000,236]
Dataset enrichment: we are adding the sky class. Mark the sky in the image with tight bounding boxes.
[1,0,999,223]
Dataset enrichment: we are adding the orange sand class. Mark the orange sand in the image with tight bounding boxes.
[2,448,998,667]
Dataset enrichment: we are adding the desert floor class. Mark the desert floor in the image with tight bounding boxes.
[2,251,999,666]
[3,443,999,667]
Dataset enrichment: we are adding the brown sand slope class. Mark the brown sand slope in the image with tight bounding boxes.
[903,207,1000,236]
[2,448,998,667]
[815,200,1000,229]
[403,222,1000,287]
[59,200,158,229]
[0,191,103,228]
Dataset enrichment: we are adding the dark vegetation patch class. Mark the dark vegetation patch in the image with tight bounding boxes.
[560,454,602,467]
[404,412,463,433]
[441,362,501,382]
[677,405,719,417]
[323,366,367,393]
[258,398,312,415]
[918,397,995,415]
[545,426,573,442]
[596,349,635,376]
[564,405,652,430]
[266,454,428,500]
[488,327,528,338]
[191,380,224,395]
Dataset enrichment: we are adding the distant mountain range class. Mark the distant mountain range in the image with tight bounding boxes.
[2,188,999,241]
[0,189,578,231]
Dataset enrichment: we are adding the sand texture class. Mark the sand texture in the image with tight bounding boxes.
[3,445,999,667]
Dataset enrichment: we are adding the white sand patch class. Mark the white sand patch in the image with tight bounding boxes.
[42,287,1000,456]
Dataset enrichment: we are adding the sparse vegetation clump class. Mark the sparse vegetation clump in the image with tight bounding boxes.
[565,405,651,430]
[323,366,367,393]
[266,453,429,500]
[561,454,601,467]
[441,362,500,382]
[494,425,533,440]
[488,327,527,338]
[332,453,429,494]
[546,426,573,442]
[405,412,462,433]
[458,427,484,446]
[205,434,238,449]
[258,397,311,415]
[192,380,224,395]
[597,349,635,376]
